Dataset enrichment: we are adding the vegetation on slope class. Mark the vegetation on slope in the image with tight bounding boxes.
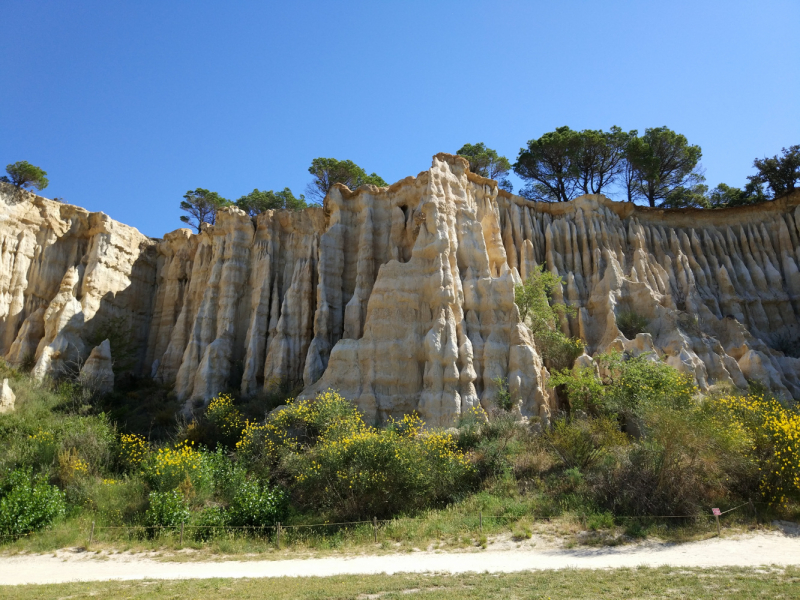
[0,342,798,551]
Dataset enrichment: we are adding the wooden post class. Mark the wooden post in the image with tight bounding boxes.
[749,499,758,523]
[479,511,482,533]
[180,522,184,545]
[373,517,378,543]
[88,521,95,546]
[716,514,721,536]
[581,512,586,528]
[276,522,281,549]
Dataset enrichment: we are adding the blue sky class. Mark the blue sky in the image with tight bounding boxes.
[2,0,798,237]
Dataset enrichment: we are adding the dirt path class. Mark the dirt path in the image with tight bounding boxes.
[1,529,799,586]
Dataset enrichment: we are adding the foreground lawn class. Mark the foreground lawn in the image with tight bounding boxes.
[4,567,799,599]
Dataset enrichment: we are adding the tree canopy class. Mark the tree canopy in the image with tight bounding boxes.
[306,158,387,203]
[235,188,308,216]
[179,188,230,232]
[626,127,704,207]
[456,143,513,191]
[514,126,581,202]
[750,145,799,199]
[4,161,49,191]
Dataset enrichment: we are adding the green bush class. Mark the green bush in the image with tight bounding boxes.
[492,377,515,412]
[205,447,247,504]
[590,404,753,517]
[549,366,605,415]
[0,467,66,538]
[193,505,228,541]
[228,480,286,528]
[616,310,649,339]
[514,265,582,370]
[546,417,626,470]
[470,412,527,478]
[144,490,190,531]
[597,351,696,417]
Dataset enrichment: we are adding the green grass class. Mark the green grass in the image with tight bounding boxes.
[2,567,799,598]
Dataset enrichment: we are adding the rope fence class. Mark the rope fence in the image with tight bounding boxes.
[1,500,768,545]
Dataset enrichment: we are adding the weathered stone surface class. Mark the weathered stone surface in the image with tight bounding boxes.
[0,183,157,379]
[0,378,14,413]
[80,339,114,394]
[3,156,800,424]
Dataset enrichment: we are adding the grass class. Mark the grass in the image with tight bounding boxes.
[2,567,799,598]
[0,503,771,560]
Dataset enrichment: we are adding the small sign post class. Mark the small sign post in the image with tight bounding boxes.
[712,508,721,536]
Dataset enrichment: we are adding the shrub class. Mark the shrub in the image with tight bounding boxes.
[590,405,752,517]
[549,366,605,415]
[142,441,210,494]
[26,429,58,471]
[492,377,514,412]
[119,433,149,471]
[237,389,365,460]
[205,394,245,448]
[597,351,696,417]
[204,447,246,504]
[144,490,190,532]
[56,447,89,485]
[616,310,649,339]
[712,393,800,505]
[228,480,287,528]
[456,405,488,449]
[514,265,582,369]
[470,411,527,477]
[193,505,228,541]
[284,397,475,519]
[0,467,66,538]
[86,476,148,525]
[546,417,625,470]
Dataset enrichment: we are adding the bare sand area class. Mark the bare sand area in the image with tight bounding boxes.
[1,525,799,586]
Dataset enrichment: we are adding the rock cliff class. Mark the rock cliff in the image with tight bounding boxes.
[2,154,799,425]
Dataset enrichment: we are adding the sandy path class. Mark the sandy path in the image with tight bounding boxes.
[1,530,799,585]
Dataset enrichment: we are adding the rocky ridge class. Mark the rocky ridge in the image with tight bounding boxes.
[1,154,798,425]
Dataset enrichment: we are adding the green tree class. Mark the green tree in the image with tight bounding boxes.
[660,184,710,209]
[750,145,800,199]
[306,158,387,203]
[235,187,308,216]
[625,127,704,207]
[456,143,513,191]
[573,127,632,196]
[515,265,582,369]
[179,188,230,232]
[707,181,768,208]
[4,161,49,191]
[514,126,581,202]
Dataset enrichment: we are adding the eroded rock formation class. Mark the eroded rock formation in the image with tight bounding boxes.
[1,154,799,425]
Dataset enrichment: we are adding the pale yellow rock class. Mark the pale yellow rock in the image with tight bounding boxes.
[3,161,800,420]
[0,378,14,414]
[80,339,114,394]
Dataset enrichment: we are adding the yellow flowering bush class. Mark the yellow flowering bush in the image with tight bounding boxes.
[27,429,58,467]
[283,392,475,519]
[205,393,244,447]
[711,393,800,505]
[56,447,89,484]
[119,433,149,471]
[237,389,365,459]
[142,440,210,493]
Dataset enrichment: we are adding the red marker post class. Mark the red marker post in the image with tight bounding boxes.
[712,508,721,536]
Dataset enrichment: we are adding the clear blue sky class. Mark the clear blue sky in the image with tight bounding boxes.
[2,0,798,237]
